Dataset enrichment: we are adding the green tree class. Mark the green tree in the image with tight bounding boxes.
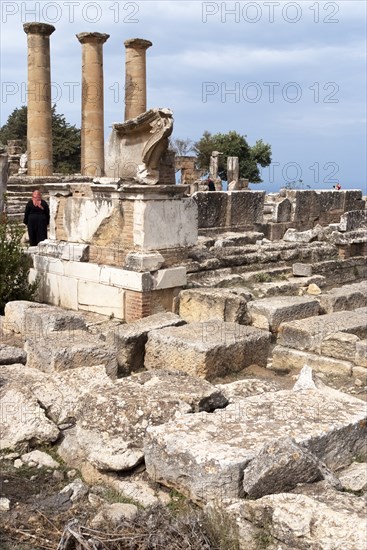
[0,214,38,314]
[0,105,81,174]
[193,130,271,183]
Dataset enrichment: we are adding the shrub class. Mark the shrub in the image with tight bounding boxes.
[0,214,38,314]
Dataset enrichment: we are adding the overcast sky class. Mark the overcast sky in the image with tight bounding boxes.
[0,0,366,191]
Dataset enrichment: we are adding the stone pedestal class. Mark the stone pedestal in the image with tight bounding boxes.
[77,32,109,177]
[29,182,198,322]
[124,38,152,121]
[23,22,55,176]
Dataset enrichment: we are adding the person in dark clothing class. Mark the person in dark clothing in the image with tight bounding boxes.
[23,190,50,246]
[207,178,215,191]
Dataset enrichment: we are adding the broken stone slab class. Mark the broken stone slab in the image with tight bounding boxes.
[283,227,319,243]
[321,332,360,361]
[317,281,367,314]
[277,307,367,353]
[24,331,118,378]
[0,344,26,365]
[339,209,367,232]
[0,380,59,451]
[272,345,353,376]
[144,386,366,503]
[144,322,271,380]
[272,198,291,223]
[105,313,185,375]
[241,437,340,499]
[338,462,367,493]
[223,484,367,550]
[247,296,320,333]
[178,288,250,325]
[53,368,228,471]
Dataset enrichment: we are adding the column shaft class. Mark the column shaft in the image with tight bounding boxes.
[124,38,152,121]
[77,32,109,177]
[24,22,55,177]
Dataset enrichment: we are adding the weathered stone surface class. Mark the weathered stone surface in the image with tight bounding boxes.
[292,263,313,277]
[3,300,87,338]
[24,331,118,378]
[53,368,228,471]
[224,483,367,550]
[179,288,250,325]
[355,339,367,367]
[283,227,319,243]
[272,345,353,376]
[338,462,367,492]
[106,313,185,375]
[248,296,320,333]
[242,437,340,499]
[318,281,367,314]
[277,307,367,353]
[216,379,282,403]
[145,322,271,380]
[321,332,360,361]
[0,377,59,451]
[0,344,26,365]
[339,209,367,231]
[272,198,291,223]
[144,387,366,503]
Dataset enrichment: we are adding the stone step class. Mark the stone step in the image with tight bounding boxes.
[318,281,367,314]
[248,295,321,333]
[277,306,367,353]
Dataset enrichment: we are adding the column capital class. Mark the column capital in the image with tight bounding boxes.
[76,32,110,45]
[23,22,55,36]
[124,38,152,50]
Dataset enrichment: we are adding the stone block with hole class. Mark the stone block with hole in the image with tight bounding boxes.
[248,296,320,333]
[144,321,270,380]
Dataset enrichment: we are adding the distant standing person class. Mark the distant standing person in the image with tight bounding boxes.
[23,190,50,246]
[207,178,215,191]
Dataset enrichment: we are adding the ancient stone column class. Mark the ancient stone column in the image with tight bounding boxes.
[124,38,152,121]
[23,22,55,176]
[227,156,239,183]
[77,32,109,177]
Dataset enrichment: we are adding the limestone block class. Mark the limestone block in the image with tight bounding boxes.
[22,306,87,340]
[24,331,118,378]
[224,486,367,550]
[339,209,367,232]
[21,450,60,469]
[292,263,313,277]
[248,296,320,333]
[124,251,164,272]
[91,503,138,528]
[3,301,48,334]
[41,272,78,310]
[179,288,250,325]
[144,387,366,503]
[78,280,125,319]
[242,437,338,499]
[144,322,271,380]
[229,191,265,226]
[0,344,26,365]
[355,340,367,368]
[338,462,367,492]
[321,332,359,361]
[152,267,187,290]
[352,367,367,383]
[272,345,353,376]
[216,379,282,403]
[318,281,367,314]
[272,198,291,223]
[277,307,367,353]
[106,312,186,375]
